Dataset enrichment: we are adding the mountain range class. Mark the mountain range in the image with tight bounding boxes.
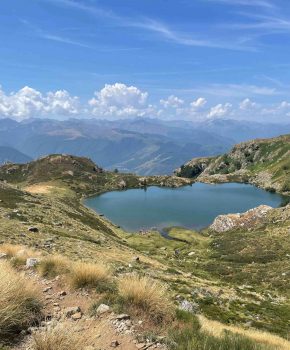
[0,117,290,175]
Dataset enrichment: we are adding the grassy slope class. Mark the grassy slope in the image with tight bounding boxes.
[0,154,289,343]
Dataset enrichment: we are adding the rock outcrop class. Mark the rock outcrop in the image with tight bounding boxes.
[210,205,273,233]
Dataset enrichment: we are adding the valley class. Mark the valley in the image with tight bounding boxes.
[0,134,290,349]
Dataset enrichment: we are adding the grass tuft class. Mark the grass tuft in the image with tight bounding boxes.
[0,261,42,340]
[31,324,87,350]
[118,274,173,324]
[37,255,70,278]
[69,261,112,291]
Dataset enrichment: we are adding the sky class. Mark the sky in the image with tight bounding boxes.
[1,0,290,122]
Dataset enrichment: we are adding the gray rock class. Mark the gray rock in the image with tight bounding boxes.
[26,258,39,268]
[111,340,120,347]
[179,300,199,313]
[96,303,110,315]
[118,180,127,189]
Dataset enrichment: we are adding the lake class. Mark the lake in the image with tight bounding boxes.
[85,183,285,232]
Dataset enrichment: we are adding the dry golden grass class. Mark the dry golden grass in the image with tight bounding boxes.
[198,315,290,350]
[69,261,111,290]
[31,324,88,350]
[0,243,40,267]
[118,274,173,324]
[0,243,35,258]
[0,261,42,339]
[37,255,71,278]
[24,184,55,194]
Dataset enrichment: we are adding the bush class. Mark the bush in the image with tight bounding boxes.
[38,255,70,278]
[69,262,112,291]
[31,324,86,350]
[118,275,173,324]
[0,261,42,340]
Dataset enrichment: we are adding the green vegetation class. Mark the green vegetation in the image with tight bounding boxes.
[176,134,290,194]
[168,311,275,350]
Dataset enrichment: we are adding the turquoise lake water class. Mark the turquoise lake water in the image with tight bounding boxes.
[85,183,285,232]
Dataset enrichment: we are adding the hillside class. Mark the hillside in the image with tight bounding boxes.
[0,146,32,165]
[175,134,290,194]
[0,154,190,196]
[0,152,290,349]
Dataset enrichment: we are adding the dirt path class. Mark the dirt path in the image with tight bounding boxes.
[14,270,165,350]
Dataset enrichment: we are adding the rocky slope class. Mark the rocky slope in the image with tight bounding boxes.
[175,134,290,194]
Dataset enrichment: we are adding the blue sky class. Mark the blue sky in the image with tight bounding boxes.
[1,0,290,121]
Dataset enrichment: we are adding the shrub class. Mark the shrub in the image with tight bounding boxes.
[0,261,42,340]
[118,275,173,324]
[69,262,112,291]
[37,255,70,278]
[31,324,86,350]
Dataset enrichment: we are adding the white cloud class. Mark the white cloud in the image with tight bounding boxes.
[89,83,149,118]
[190,97,207,109]
[1,82,290,123]
[160,95,184,108]
[278,101,290,109]
[207,103,232,118]
[239,98,257,110]
[0,86,80,120]
[45,90,80,115]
